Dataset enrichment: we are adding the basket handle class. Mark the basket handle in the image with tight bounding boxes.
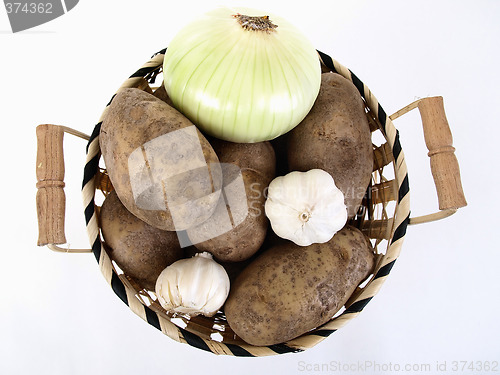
[36,124,92,253]
[390,96,467,225]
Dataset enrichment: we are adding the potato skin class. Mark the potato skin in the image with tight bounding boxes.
[100,88,222,231]
[224,226,375,346]
[208,138,276,181]
[100,190,183,290]
[287,72,373,218]
[187,139,276,262]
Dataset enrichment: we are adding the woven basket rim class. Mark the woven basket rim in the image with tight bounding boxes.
[81,48,410,357]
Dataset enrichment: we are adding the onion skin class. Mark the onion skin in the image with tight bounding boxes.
[163,7,321,143]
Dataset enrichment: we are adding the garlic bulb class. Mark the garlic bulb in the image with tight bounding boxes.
[264,169,348,246]
[155,252,230,317]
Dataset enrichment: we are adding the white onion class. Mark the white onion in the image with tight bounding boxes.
[163,7,321,143]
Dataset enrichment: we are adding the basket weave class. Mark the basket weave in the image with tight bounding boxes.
[81,49,410,356]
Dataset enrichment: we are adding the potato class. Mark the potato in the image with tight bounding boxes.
[153,83,174,106]
[224,225,375,346]
[100,88,223,231]
[182,246,252,283]
[209,138,276,181]
[287,72,373,218]
[186,139,276,262]
[100,190,183,290]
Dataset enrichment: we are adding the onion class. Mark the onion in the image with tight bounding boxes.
[163,7,321,143]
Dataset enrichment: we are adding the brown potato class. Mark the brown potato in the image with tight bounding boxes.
[208,138,276,180]
[100,190,183,290]
[153,83,174,106]
[100,88,223,231]
[186,139,276,262]
[287,72,373,218]
[224,225,375,346]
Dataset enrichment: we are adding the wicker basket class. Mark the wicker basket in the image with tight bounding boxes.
[36,49,466,356]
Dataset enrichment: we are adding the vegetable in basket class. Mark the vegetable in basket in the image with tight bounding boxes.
[100,190,183,291]
[224,225,375,346]
[287,72,374,218]
[155,252,230,317]
[163,7,321,143]
[186,138,276,262]
[264,169,347,246]
[99,88,223,231]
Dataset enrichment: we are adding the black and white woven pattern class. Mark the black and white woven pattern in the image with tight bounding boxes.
[81,49,410,356]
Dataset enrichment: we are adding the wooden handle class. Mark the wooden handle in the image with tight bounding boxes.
[36,124,66,246]
[389,96,467,224]
[417,97,467,211]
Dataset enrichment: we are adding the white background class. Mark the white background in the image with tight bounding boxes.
[1,1,499,374]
